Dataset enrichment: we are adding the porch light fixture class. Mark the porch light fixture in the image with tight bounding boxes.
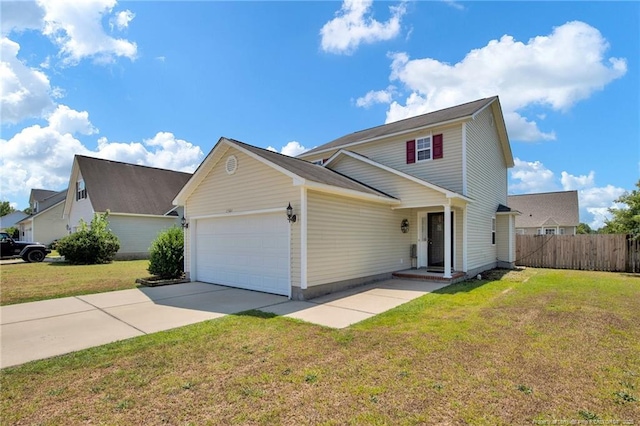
[286,203,297,223]
[181,216,189,229]
[401,219,410,233]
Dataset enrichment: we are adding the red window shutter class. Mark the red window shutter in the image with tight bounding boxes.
[433,134,443,159]
[406,140,416,164]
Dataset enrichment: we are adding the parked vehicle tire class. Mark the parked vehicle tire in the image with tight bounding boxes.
[25,250,46,263]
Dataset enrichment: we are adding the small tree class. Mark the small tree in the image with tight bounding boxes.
[601,180,640,238]
[148,226,184,279]
[4,227,19,239]
[576,223,594,235]
[0,201,15,217]
[57,212,120,264]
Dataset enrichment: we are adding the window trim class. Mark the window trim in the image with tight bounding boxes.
[416,134,432,162]
[76,180,87,201]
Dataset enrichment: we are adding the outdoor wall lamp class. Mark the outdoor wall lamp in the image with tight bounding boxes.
[286,203,297,223]
[401,218,410,233]
[181,216,189,229]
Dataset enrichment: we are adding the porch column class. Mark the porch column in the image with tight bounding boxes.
[444,203,452,278]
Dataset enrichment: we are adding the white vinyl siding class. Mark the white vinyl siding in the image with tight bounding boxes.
[32,202,68,245]
[496,215,514,264]
[328,155,449,207]
[107,215,180,258]
[306,191,410,287]
[184,147,301,288]
[68,172,95,230]
[465,106,508,271]
[302,124,464,193]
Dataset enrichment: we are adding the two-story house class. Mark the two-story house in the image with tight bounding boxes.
[17,188,68,245]
[63,155,192,259]
[174,96,517,300]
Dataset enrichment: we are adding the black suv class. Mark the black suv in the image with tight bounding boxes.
[0,232,51,262]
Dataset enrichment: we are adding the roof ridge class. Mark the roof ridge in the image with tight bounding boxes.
[75,155,193,175]
[508,190,578,197]
[225,138,316,166]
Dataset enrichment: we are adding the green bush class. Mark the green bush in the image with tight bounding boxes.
[57,212,120,264]
[148,226,184,278]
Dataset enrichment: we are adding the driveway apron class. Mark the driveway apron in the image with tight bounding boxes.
[1,279,448,368]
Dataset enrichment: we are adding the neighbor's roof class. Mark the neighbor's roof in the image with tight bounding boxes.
[300,96,503,157]
[0,211,29,229]
[74,155,192,215]
[30,189,58,204]
[507,191,579,228]
[36,189,66,213]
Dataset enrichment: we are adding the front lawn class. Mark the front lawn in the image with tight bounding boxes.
[1,269,638,424]
[0,260,148,305]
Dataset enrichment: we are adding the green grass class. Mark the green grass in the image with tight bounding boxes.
[0,260,148,305]
[1,269,639,424]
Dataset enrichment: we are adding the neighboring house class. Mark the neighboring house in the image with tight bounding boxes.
[174,96,518,300]
[0,211,28,234]
[507,190,579,235]
[63,155,192,259]
[17,189,67,244]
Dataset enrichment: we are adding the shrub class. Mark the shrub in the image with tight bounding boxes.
[5,227,19,239]
[148,226,184,278]
[57,212,120,264]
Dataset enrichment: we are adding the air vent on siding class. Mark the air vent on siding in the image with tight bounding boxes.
[226,155,238,175]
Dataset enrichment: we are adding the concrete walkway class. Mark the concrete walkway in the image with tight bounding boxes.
[0,279,447,368]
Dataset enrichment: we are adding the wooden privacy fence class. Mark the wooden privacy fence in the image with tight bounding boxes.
[516,234,639,273]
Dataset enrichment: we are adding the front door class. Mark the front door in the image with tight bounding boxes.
[417,211,454,271]
[428,213,445,270]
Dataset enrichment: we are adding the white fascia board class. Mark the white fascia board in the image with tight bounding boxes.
[303,180,400,205]
[173,141,230,205]
[226,139,303,182]
[327,150,472,203]
[299,116,473,159]
[62,158,80,217]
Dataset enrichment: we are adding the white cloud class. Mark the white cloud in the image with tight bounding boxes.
[111,10,135,31]
[0,1,44,35]
[320,0,407,55]
[38,0,137,65]
[510,158,557,193]
[510,157,627,229]
[267,141,309,157]
[355,86,396,108]
[365,21,626,142]
[442,0,465,11]
[0,105,204,199]
[560,170,595,190]
[0,37,56,124]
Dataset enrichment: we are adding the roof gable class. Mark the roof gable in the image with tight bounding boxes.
[508,191,580,228]
[299,96,513,168]
[67,156,192,216]
[174,138,398,205]
[324,150,472,203]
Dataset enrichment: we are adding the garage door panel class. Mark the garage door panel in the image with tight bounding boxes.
[195,213,290,296]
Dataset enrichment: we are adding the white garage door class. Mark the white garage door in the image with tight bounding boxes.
[195,213,290,296]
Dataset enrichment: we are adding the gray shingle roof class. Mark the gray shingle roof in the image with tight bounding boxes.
[226,138,397,200]
[507,191,579,228]
[302,96,498,156]
[30,189,58,204]
[76,156,192,215]
[38,189,67,212]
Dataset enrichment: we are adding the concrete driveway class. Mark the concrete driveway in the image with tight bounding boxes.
[1,279,447,368]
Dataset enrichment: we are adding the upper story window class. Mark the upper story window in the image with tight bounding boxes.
[76,180,87,201]
[406,134,443,164]
[416,137,432,161]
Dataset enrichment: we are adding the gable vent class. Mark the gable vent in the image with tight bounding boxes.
[226,155,238,175]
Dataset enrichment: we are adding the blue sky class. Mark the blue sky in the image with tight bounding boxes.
[1,0,638,228]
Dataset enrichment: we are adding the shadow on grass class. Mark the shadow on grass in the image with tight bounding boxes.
[231,310,279,320]
[429,268,518,295]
